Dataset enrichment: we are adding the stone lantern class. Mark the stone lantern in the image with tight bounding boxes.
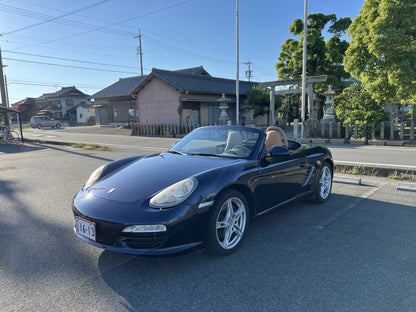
[322,85,336,122]
[216,93,231,125]
[241,102,255,127]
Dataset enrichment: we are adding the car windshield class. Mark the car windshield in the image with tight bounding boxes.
[169,126,263,159]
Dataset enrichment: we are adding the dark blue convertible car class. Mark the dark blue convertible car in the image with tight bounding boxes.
[73,125,333,256]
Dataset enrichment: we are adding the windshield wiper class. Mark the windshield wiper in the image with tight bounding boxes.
[167,150,187,155]
[189,153,221,158]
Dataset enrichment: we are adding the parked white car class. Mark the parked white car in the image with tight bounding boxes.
[30,116,61,129]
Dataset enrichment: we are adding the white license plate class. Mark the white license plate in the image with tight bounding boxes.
[75,217,96,241]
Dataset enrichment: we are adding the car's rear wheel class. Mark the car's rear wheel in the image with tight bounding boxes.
[37,124,42,129]
[313,162,332,203]
[207,190,248,256]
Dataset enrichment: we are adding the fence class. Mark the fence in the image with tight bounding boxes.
[131,118,415,144]
[131,123,198,137]
[296,118,415,144]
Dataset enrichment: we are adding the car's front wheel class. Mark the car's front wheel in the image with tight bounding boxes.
[313,162,332,203]
[207,190,248,256]
[37,124,42,129]
[55,123,61,128]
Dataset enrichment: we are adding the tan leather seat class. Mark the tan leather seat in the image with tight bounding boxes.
[225,131,243,150]
[265,126,288,150]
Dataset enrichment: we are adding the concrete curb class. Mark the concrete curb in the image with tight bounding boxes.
[397,182,416,192]
[333,175,362,185]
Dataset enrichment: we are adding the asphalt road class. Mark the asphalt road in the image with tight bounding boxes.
[22,127,416,170]
[1,142,416,311]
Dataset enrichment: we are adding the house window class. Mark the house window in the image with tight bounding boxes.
[66,99,74,106]
[79,113,83,119]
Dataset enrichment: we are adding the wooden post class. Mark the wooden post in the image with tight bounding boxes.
[380,122,385,140]
[345,122,349,140]
[400,121,404,140]
[390,120,394,140]
[371,122,375,140]
[269,86,275,126]
[293,119,299,140]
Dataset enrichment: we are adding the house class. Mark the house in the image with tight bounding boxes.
[132,67,257,126]
[67,102,95,125]
[11,97,36,121]
[91,75,147,125]
[33,86,90,119]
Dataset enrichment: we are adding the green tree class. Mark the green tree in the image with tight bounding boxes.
[334,83,388,131]
[275,13,352,92]
[246,87,282,117]
[344,0,416,104]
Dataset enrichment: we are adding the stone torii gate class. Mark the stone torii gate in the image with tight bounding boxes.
[259,75,327,125]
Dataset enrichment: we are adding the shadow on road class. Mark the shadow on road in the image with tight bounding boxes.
[36,143,115,162]
[0,142,46,154]
[96,193,416,311]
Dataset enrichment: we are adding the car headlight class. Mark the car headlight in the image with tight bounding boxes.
[84,165,106,190]
[150,178,197,209]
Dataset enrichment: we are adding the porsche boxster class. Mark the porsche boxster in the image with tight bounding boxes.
[73,125,333,256]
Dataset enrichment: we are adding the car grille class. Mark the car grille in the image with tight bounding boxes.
[120,232,167,249]
[73,207,167,249]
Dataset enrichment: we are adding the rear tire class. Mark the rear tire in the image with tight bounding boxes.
[207,190,248,256]
[312,162,332,203]
[37,124,42,129]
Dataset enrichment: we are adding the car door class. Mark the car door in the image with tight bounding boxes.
[253,148,308,214]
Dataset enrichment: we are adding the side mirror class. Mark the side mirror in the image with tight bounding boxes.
[267,145,290,156]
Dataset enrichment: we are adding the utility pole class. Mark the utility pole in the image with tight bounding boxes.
[134,29,144,76]
[244,59,253,82]
[235,0,240,125]
[0,45,8,107]
[301,0,308,138]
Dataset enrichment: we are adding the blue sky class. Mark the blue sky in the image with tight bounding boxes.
[0,0,365,103]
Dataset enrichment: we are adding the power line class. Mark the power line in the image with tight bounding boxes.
[1,0,112,35]
[8,0,194,51]
[3,57,138,74]
[3,50,138,69]
[7,80,104,89]
[0,3,133,37]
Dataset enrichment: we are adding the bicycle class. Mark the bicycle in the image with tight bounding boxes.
[0,125,21,143]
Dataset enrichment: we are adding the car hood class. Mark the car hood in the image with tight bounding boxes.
[88,153,240,202]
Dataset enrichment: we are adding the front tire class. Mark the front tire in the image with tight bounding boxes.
[313,162,332,203]
[207,190,248,256]
[37,124,42,129]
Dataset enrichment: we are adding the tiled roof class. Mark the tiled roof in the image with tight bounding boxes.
[49,86,89,98]
[12,97,35,106]
[92,76,148,99]
[174,66,211,76]
[36,87,89,100]
[151,68,257,95]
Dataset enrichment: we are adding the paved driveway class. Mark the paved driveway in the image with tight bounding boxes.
[1,142,415,311]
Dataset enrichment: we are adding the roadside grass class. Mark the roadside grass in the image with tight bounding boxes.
[12,126,31,130]
[335,165,416,181]
[71,143,113,151]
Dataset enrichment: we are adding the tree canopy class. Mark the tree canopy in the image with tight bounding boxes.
[344,0,416,103]
[275,13,351,92]
[334,83,388,129]
[246,87,282,117]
